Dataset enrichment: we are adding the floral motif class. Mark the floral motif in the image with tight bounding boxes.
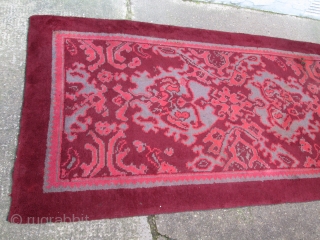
[95,121,116,136]
[97,69,113,83]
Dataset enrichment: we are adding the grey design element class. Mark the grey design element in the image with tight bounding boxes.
[44,170,320,193]
[44,31,320,193]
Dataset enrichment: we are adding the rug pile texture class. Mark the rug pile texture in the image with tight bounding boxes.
[8,15,320,223]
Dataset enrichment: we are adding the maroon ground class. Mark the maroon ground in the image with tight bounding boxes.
[8,15,320,223]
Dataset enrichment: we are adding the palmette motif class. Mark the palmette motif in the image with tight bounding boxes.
[44,32,320,192]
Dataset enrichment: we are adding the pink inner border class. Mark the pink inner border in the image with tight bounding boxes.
[44,31,320,192]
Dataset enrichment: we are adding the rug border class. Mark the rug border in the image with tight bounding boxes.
[45,30,320,192]
[8,15,320,223]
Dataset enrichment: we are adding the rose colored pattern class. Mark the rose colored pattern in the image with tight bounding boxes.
[44,32,320,192]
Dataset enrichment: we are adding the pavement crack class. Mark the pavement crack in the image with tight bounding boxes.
[147,215,176,240]
[126,0,133,20]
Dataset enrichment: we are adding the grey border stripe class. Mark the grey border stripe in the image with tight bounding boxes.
[45,172,320,193]
[44,31,320,193]
[43,32,58,191]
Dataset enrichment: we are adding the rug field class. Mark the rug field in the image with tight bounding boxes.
[8,15,320,223]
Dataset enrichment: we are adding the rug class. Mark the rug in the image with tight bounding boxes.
[8,15,320,224]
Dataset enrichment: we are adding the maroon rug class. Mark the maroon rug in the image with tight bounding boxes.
[8,15,320,224]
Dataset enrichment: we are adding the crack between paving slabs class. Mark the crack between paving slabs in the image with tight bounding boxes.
[147,215,176,240]
[126,0,133,20]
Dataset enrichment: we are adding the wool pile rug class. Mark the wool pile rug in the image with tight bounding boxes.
[8,15,320,223]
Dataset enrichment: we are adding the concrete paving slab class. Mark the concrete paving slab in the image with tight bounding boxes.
[0,0,152,239]
[156,202,320,240]
[131,0,320,44]
[1,217,151,240]
[190,0,320,21]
